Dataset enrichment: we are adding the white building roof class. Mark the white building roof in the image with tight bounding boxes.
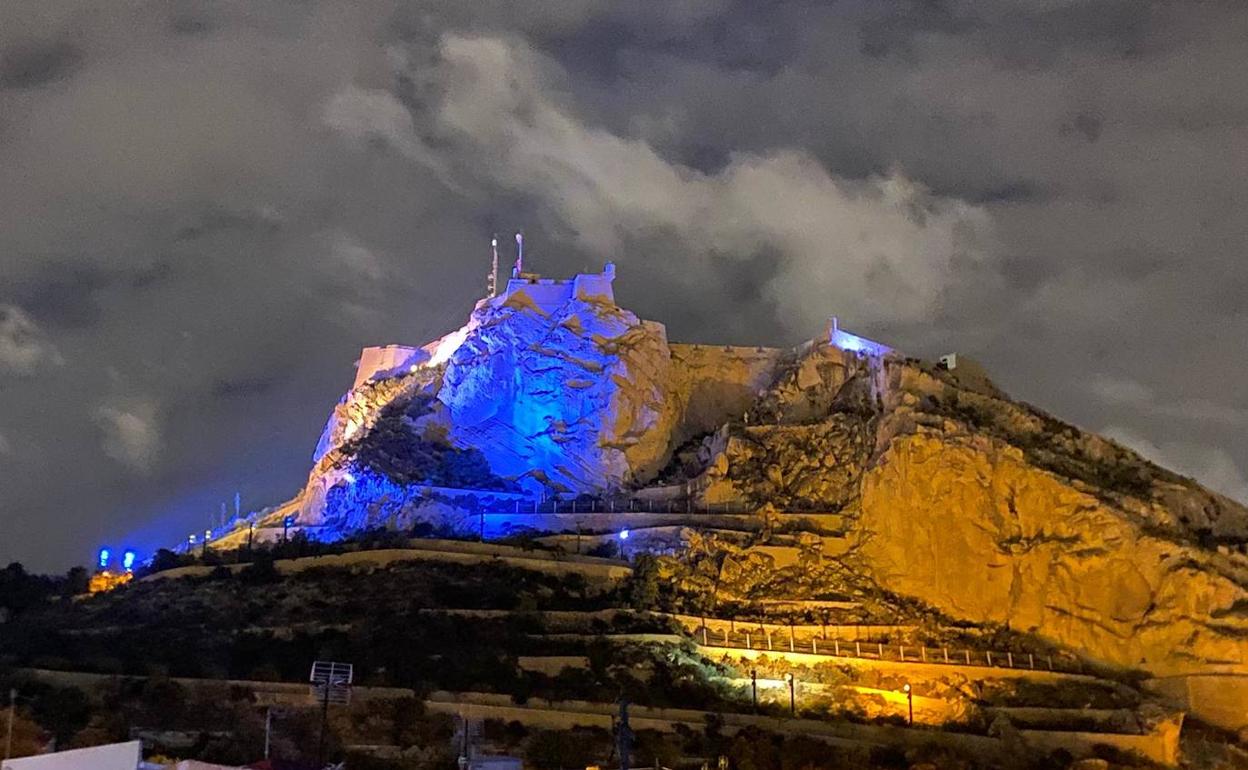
[2,741,142,770]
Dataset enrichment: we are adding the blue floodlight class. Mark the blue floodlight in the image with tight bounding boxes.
[618,529,630,541]
[343,471,356,484]
[122,550,136,572]
[284,515,295,527]
[204,529,212,541]
[98,548,111,570]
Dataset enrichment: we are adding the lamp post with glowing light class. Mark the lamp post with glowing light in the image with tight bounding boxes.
[902,683,913,725]
[784,673,796,716]
[618,529,630,560]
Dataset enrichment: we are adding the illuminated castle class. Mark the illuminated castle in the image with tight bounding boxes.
[352,255,618,389]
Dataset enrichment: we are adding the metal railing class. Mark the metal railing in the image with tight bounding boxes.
[479,498,839,516]
[691,624,1084,674]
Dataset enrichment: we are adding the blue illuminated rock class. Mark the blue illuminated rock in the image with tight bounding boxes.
[301,264,782,523]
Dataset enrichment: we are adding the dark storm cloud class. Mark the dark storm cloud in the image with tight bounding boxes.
[211,376,276,401]
[0,41,83,90]
[1060,112,1104,143]
[9,262,174,330]
[0,0,1245,570]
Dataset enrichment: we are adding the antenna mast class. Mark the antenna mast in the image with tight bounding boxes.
[488,235,499,297]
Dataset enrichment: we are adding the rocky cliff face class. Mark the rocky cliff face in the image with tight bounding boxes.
[295,281,1247,727]
[850,363,1248,676]
[688,345,1248,727]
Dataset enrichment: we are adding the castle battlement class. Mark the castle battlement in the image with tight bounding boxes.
[351,263,618,389]
[489,262,617,313]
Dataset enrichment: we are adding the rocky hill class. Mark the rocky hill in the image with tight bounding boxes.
[227,266,1247,734]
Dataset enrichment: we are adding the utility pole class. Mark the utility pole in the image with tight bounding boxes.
[617,699,632,770]
[263,707,272,760]
[5,687,16,761]
[488,235,499,297]
[316,680,331,767]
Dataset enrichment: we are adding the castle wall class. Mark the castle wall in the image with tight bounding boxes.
[830,328,893,358]
[501,279,576,312]
[571,272,615,302]
[353,345,424,389]
[492,264,617,314]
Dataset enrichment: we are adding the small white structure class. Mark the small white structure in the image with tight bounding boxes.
[938,352,998,395]
[828,317,893,357]
[2,740,142,770]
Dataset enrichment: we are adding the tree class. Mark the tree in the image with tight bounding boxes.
[29,686,91,746]
[627,554,661,610]
[524,729,597,770]
[148,549,184,574]
[63,567,90,596]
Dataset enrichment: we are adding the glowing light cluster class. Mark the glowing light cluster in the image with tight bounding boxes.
[90,546,138,593]
[98,546,138,572]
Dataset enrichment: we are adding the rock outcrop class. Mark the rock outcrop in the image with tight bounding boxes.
[301,276,786,521]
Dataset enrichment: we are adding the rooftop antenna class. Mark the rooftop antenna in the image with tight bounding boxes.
[513,232,524,278]
[488,234,499,297]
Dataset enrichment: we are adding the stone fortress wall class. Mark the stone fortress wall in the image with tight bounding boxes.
[493,262,617,313]
[353,344,422,389]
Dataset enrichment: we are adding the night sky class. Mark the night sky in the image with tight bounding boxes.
[2,1,1246,571]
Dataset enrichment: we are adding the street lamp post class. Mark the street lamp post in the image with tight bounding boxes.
[5,687,15,761]
[784,673,795,716]
[903,683,913,725]
[750,669,758,710]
